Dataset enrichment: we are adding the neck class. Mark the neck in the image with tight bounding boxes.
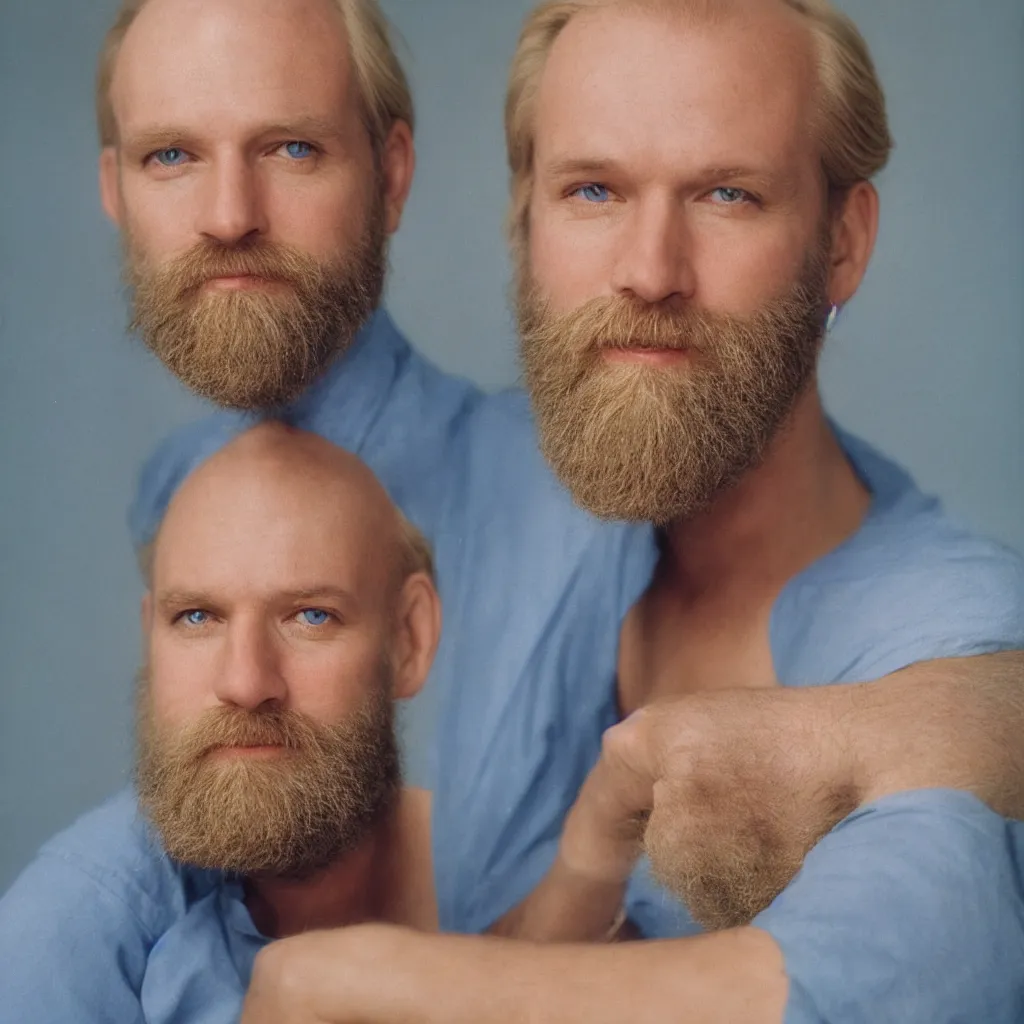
[662,386,871,599]
[244,806,398,940]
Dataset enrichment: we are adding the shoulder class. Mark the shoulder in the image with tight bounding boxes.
[3,788,211,939]
[0,789,218,1020]
[774,432,1024,683]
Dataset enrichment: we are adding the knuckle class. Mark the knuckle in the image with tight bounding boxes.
[601,716,644,760]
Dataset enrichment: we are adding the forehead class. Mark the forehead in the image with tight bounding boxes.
[112,0,358,140]
[152,458,388,598]
[535,3,819,176]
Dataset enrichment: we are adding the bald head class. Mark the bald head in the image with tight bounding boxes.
[153,422,429,604]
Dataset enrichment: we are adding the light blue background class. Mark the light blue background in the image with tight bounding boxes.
[1,0,1021,891]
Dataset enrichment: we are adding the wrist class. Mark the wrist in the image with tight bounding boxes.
[558,791,644,886]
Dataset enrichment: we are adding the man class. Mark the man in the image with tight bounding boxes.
[66,0,1023,1011]
[0,423,442,1020]
[234,0,1024,1021]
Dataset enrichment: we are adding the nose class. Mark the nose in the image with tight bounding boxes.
[195,154,268,247]
[610,195,696,305]
[212,618,287,711]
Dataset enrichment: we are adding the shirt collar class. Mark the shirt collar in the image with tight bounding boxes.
[280,307,410,457]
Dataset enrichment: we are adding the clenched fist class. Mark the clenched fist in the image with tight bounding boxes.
[604,688,861,929]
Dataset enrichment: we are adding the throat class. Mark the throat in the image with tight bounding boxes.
[242,789,437,939]
[243,827,386,940]
[617,394,872,714]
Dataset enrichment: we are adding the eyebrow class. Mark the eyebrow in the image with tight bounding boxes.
[155,586,359,612]
[542,157,624,179]
[541,156,791,195]
[120,117,344,155]
[276,586,359,609]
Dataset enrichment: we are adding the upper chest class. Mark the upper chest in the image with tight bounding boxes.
[616,579,781,716]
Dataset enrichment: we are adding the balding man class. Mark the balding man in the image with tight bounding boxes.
[234,1,1024,1022]
[114,0,1024,906]
[0,424,441,1022]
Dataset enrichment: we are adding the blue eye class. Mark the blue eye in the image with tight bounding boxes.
[574,183,610,203]
[154,148,188,167]
[710,187,749,205]
[183,610,208,626]
[283,141,314,160]
[300,609,331,627]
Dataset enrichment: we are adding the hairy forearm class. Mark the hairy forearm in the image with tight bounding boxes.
[838,651,1024,817]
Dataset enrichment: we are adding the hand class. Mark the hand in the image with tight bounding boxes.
[596,688,862,930]
[241,925,416,1024]
[557,719,659,886]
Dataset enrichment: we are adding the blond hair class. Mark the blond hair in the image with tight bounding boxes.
[505,0,893,244]
[96,0,414,154]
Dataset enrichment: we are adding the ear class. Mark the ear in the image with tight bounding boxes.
[827,181,879,308]
[389,572,442,701]
[380,120,416,236]
[99,146,123,226]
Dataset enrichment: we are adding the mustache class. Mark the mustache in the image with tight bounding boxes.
[522,289,831,361]
[134,240,329,298]
[520,293,729,355]
[173,705,322,760]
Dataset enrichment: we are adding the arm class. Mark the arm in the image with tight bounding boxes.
[492,650,1024,943]
[634,652,1024,928]
[487,747,647,942]
[242,790,1024,1024]
[242,925,787,1024]
[836,650,1024,817]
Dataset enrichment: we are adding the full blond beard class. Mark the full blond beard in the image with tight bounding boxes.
[125,190,387,412]
[135,669,400,879]
[516,241,831,525]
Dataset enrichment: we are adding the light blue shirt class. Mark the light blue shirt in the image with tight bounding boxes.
[3,310,1023,1023]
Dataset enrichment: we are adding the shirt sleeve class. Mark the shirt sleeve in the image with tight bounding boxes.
[754,790,1024,1024]
[774,526,1024,686]
[0,851,152,1023]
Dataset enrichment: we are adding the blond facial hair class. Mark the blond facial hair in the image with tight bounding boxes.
[135,670,400,879]
[125,191,387,412]
[517,239,832,525]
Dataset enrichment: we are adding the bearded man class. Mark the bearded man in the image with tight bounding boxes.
[235,1,1024,1023]
[19,0,1020,1019]
[0,423,441,1021]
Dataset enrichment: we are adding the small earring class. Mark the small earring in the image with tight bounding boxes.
[825,303,839,332]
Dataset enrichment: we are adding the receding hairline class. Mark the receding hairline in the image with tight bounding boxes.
[97,0,415,150]
[505,0,893,248]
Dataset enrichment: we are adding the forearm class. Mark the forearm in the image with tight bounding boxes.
[489,854,628,942]
[491,754,647,942]
[841,651,1024,816]
[336,927,787,1024]
[410,929,786,1024]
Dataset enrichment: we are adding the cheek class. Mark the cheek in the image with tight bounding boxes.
[280,640,385,721]
[527,198,618,314]
[690,222,813,315]
[122,200,187,265]
[264,176,372,259]
[147,637,217,725]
